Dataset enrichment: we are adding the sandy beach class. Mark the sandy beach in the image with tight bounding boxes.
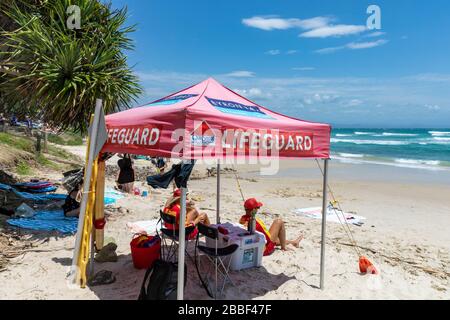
[0,146,449,300]
[2,0,450,304]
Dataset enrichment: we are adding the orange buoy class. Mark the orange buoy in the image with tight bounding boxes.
[359,256,378,274]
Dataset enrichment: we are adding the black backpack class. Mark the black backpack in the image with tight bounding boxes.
[138,259,187,300]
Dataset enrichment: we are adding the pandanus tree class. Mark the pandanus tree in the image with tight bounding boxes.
[0,0,142,132]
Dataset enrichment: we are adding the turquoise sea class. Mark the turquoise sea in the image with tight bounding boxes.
[331,129,450,170]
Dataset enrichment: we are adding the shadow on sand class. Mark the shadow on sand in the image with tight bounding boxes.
[86,252,296,300]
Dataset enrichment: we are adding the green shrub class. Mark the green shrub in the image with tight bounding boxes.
[16,161,32,176]
[0,132,34,153]
[48,133,84,146]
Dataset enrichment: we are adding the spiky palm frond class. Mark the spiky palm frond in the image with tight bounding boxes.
[0,0,142,132]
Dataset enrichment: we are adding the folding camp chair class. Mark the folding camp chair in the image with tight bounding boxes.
[159,210,196,263]
[194,223,239,299]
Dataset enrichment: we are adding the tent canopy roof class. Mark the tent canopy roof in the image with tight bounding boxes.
[102,77,331,159]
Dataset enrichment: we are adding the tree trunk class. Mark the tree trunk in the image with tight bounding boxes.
[35,131,42,156]
[43,128,48,153]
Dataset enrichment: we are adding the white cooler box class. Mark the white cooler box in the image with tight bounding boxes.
[205,222,266,271]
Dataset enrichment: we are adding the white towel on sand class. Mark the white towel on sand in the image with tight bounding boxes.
[126,219,162,235]
[293,207,366,226]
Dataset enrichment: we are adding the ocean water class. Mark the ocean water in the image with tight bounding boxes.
[331,129,450,170]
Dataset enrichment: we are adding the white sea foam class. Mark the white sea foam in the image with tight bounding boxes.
[382,132,419,137]
[394,159,441,166]
[332,138,450,146]
[354,131,375,135]
[338,153,365,158]
[332,155,447,171]
[335,134,352,137]
[429,131,450,136]
[331,138,408,145]
[433,137,450,142]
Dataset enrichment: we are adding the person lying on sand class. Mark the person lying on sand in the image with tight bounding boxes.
[239,198,303,255]
[163,189,211,238]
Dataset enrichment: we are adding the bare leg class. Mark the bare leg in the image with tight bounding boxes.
[194,213,211,226]
[201,213,211,225]
[269,218,303,250]
[186,208,199,224]
[186,207,211,226]
[269,218,288,250]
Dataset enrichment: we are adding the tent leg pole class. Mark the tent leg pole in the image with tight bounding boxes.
[216,161,220,224]
[177,187,187,300]
[320,158,329,290]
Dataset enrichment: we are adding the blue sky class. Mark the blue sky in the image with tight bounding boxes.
[111,0,450,128]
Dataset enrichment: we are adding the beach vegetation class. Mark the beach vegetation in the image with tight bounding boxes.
[16,160,32,176]
[0,131,80,173]
[47,131,84,146]
[0,0,142,133]
[0,132,34,153]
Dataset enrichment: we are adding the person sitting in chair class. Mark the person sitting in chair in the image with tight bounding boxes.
[239,198,303,255]
[163,189,211,238]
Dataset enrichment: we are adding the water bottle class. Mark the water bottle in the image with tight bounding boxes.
[248,216,256,234]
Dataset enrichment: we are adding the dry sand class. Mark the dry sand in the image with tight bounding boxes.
[0,148,449,300]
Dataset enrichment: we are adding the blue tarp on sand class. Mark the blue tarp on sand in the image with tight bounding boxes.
[7,210,78,234]
[1,183,119,205]
[2,184,124,233]
[0,182,66,202]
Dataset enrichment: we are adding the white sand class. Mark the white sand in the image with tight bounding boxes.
[0,151,449,300]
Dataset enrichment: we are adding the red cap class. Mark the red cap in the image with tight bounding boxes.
[244,198,263,210]
[173,189,189,197]
[173,189,181,197]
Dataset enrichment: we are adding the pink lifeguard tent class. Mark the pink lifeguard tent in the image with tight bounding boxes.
[72,78,331,298]
[103,77,331,159]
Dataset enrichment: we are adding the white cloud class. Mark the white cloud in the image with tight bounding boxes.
[364,31,386,38]
[286,50,298,55]
[298,17,333,30]
[292,67,315,71]
[242,16,300,31]
[425,104,440,110]
[265,49,281,55]
[315,46,345,54]
[408,74,450,82]
[303,93,340,104]
[300,24,367,38]
[243,15,367,39]
[346,99,364,107]
[234,87,268,99]
[346,39,388,49]
[224,70,255,78]
[316,39,388,54]
[242,16,331,31]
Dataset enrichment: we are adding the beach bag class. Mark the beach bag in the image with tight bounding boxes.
[138,259,187,300]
